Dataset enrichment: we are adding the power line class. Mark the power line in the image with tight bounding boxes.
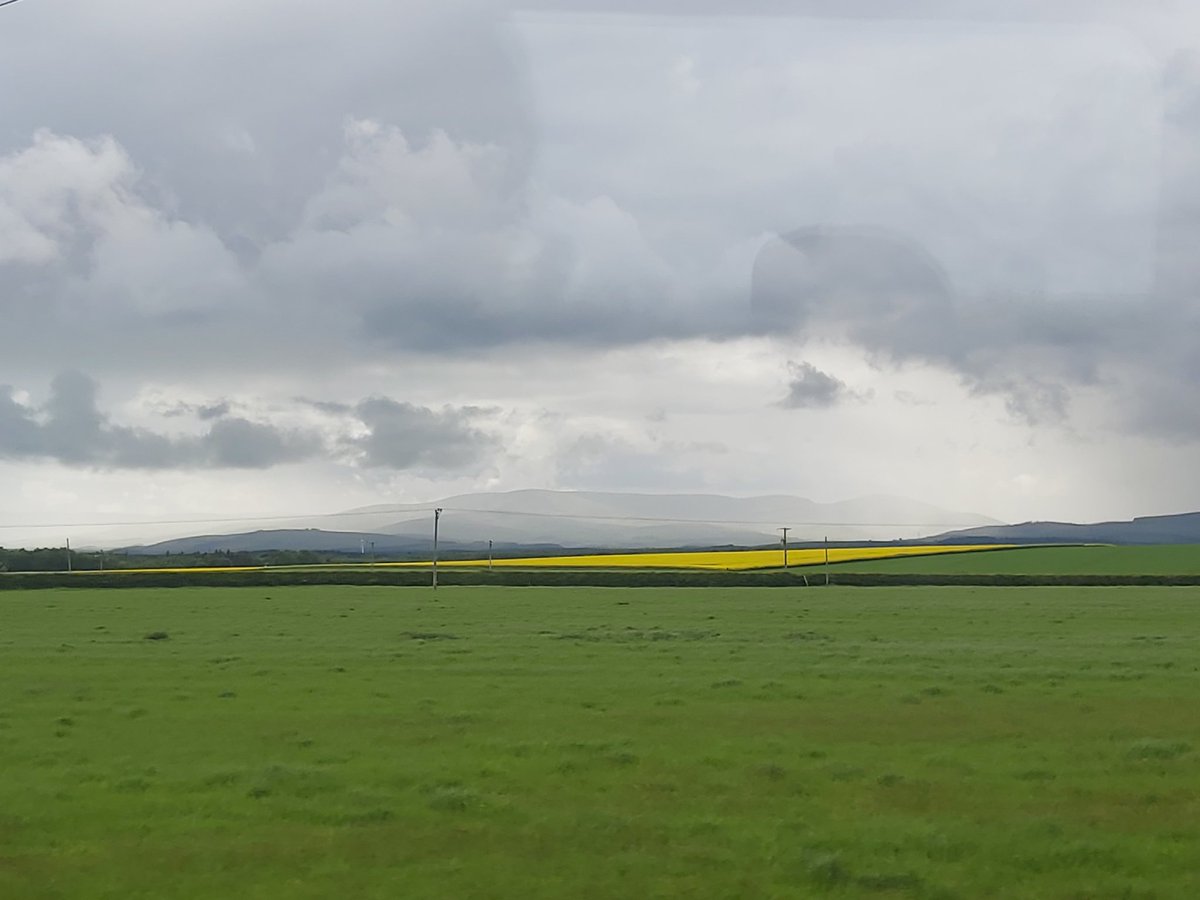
[0,1,27,8]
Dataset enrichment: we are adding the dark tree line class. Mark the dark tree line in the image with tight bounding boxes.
[0,547,332,572]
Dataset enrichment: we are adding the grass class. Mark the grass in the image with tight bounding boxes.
[2,585,1199,898]
[832,544,1200,576]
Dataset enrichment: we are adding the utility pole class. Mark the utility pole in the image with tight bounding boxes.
[369,541,375,566]
[65,537,72,573]
[488,539,493,572]
[778,527,790,569]
[432,508,443,589]
[824,535,830,586]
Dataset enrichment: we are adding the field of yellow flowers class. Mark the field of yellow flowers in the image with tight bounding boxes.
[387,544,1013,572]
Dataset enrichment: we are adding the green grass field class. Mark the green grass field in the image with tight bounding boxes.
[3,585,1199,899]
[828,545,1200,576]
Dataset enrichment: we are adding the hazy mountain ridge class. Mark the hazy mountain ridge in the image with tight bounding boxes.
[121,490,1001,553]
[118,494,1200,555]
[323,489,999,548]
[119,530,422,556]
[931,512,1200,545]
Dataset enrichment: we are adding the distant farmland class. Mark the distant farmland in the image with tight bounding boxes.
[9,543,1200,588]
[385,544,1016,571]
[830,544,1200,576]
[20,544,1016,577]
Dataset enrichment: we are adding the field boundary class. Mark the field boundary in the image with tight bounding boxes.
[4,569,1200,589]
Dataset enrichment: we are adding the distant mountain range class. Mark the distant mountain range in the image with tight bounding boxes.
[120,529,423,556]
[117,529,556,556]
[931,511,1200,546]
[114,490,1200,556]
[120,489,1000,554]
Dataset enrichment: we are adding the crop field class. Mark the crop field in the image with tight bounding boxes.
[384,544,1017,572]
[832,545,1200,576]
[4,585,1200,899]
[48,544,1017,578]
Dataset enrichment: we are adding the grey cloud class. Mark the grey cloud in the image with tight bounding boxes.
[752,227,955,355]
[263,142,706,352]
[350,397,495,470]
[202,417,321,469]
[0,372,321,470]
[0,373,499,472]
[196,401,231,421]
[0,387,43,456]
[2,2,1199,444]
[1,1,534,251]
[299,399,354,416]
[740,37,1200,437]
[780,362,854,410]
[160,399,232,420]
[752,223,1200,433]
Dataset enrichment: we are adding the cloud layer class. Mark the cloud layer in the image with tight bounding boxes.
[3,5,1195,434]
[1,1,1199,533]
[0,372,494,472]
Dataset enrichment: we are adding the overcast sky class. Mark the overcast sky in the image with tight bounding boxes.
[2,0,1199,546]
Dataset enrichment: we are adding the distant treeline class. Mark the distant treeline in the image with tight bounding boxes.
[0,547,351,572]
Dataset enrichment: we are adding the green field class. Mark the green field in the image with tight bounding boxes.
[828,544,1200,576]
[3,585,1200,899]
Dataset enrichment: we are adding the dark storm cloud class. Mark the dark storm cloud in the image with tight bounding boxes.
[350,397,495,470]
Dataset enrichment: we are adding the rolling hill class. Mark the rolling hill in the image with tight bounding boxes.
[119,490,999,554]
[931,511,1200,546]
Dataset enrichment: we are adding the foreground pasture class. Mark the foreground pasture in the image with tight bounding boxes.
[2,586,1199,898]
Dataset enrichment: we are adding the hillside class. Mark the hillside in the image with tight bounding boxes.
[119,529,429,556]
[931,511,1200,546]
[112,490,1000,554]
[831,545,1200,576]
[321,489,999,548]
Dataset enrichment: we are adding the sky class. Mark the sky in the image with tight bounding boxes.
[1,0,1199,547]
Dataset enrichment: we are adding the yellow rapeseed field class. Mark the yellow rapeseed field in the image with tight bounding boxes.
[384,544,1015,572]
[57,545,1015,576]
